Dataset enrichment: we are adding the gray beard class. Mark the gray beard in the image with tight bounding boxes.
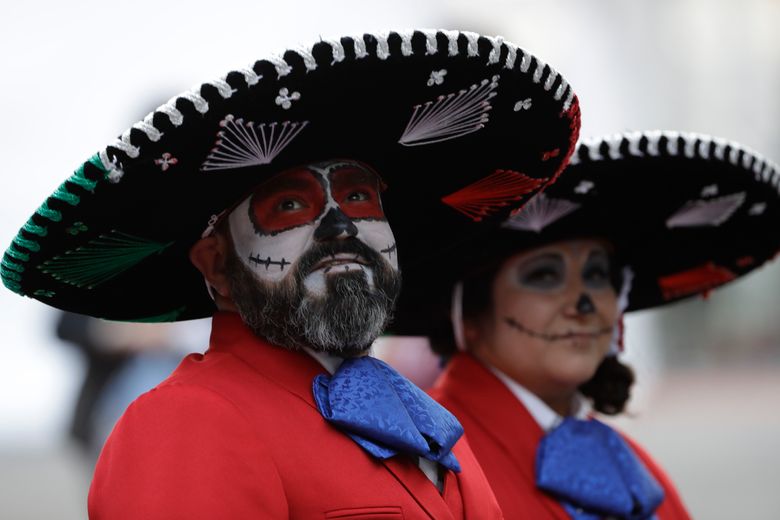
[225,240,401,356]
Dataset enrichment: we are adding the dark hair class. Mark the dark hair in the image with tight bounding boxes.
[428,249,635,415]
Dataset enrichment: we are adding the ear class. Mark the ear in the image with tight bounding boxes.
[189,234,231,298]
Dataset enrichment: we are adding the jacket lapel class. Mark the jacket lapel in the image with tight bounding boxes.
[381,457,455,520]
[436,354,571,520]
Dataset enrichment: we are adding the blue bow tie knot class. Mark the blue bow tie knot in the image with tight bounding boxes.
[536,417,664,520]
[313,356,463,472]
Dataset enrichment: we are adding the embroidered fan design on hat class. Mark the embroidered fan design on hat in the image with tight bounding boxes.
[749,202,767,216]
[665,192,745,228]
[399,75,500,146]
[38,231,172,289]
[200,115,309,171]
[442,169,546,222]
[658,262,736,300]
[502,193,580,232]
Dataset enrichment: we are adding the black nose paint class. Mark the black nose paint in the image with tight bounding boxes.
[576,293,596,315]
[314,207,358,241]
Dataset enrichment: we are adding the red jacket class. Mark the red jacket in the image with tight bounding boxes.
[89,313,502,520]
[430,353,691,520]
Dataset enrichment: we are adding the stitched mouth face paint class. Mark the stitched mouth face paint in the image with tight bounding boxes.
[228,160,398,290]
[503,316,613,341]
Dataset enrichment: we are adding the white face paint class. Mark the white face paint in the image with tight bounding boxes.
[228,160,398,295]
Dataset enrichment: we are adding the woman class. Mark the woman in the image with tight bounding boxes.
[394,130,780,519]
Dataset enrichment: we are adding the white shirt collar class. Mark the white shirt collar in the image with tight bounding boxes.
[487,364,591,432]
[303,347,345,375]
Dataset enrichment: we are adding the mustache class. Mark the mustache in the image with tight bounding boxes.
[503,317,613,341]
[295,238,392,279]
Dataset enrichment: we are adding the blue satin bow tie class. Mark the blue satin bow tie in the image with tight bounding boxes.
[536,417,664,520]
[313,356,463,472]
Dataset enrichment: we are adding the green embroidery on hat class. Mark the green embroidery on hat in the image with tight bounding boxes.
[38,231,173,289]
[1,257,24,273]
[14,236,41,253]
[52,186,80,206]
[23,222,48,237]
[37,201,63,222]
[6,245,30,262]
[4,270,21,282]
[65,222,89,236]
[2,278,22,293]
[69,155,104,192]
[33,289,55,298]
[124,306,187,323]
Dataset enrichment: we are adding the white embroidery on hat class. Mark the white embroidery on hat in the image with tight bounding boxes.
[180,90,209,114]
[502,193,580,233]
[442,30,460,56]
[487,35,504,64]
[353,36,368,59]
[427,69,447,86]
[425,32,438,55]
[211,79,237,99]
[375,32,391,60]
[514,98,532,111]
[666,192,746,228]
[574,180,595,194]
[201,116,309,171]
[505,44,517,69]
[132,115,162,142]
[749,202,767,216]
[275,88,301,109]
[701,184,719,197]
[399,31,413,56]
[399,75,499,146]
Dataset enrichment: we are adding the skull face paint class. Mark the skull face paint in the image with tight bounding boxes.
[228,160,398,295]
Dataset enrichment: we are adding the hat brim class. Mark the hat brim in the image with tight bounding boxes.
[2,30,580,322]
[392,131,780,335]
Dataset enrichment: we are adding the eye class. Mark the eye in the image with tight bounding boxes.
[520,266,563,288]
[346,191,370,202]
[277,198,306,211]
[583,254,611,289]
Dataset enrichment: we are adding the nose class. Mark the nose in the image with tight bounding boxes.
[314,207,358,241]
[575,293,596,315]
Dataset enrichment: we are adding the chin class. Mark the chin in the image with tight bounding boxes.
[547,355,603,389]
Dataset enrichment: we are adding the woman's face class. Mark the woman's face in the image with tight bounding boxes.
[469,239,619,397]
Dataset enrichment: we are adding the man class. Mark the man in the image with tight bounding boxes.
[2,30,580,518]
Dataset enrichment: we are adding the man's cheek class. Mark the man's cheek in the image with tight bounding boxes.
[234,226,314,282]
[356,221,398,269]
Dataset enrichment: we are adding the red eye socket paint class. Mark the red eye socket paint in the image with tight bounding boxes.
[251,169,326,234]
[330,166,385,220]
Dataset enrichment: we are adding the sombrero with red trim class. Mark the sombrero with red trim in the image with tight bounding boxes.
[393,130,780,334]
[2,29,580,322]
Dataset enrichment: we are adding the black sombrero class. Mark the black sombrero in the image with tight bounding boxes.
[2,29,580,322]
[393,130,780,334]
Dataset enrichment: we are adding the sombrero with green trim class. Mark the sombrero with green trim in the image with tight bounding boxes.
[2,29,580,322]
[392,130,780,334]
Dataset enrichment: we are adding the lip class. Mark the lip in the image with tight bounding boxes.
[311,253,369,272]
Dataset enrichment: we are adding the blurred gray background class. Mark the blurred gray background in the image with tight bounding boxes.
[1,0,779,518]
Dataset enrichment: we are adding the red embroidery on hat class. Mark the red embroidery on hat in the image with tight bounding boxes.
[549,99,581,184]
[541,148,560,161]
[658,262,736,300]
[441,170,546,222]
[736,256,755,268]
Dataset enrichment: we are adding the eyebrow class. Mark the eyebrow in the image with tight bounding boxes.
[519,252,563,268]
